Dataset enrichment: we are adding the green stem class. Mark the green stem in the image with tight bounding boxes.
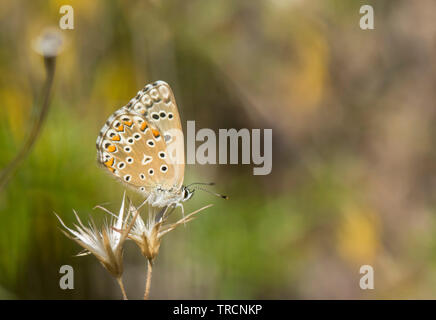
[0,56,56,191]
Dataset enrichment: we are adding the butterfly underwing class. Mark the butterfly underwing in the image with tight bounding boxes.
[96,81,193,208]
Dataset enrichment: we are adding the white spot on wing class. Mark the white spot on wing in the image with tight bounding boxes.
[142,155,152,165]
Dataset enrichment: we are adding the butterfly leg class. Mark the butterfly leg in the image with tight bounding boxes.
[175,202,187,226]
[155,205,170,223]
[137,197,149,210]
[175,202,184,216]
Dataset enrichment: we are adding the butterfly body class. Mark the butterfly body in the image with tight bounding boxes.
[147,186,183,207]
[96,81,193,209]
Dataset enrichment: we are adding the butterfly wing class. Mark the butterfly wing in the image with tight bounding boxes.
[96,109,177,195]
[128,81,185,189]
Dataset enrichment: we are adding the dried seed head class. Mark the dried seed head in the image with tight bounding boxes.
[128,203,213,262]
[33,28,64,58]
[56,192,138,279]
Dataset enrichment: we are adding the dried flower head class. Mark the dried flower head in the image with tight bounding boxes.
[128,203,213,263]
[126,202,213,299]
[32,28,64,58]
[57,192,214,300]
[56,192,137,279]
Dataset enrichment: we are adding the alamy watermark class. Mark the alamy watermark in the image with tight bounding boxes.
[59,5,74,30]
[59,265,74,290]
[359,265,374,290]
[185,121,272,175]
[360,5,374,30]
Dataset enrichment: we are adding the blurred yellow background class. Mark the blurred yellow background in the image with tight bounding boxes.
[1,0,436,299]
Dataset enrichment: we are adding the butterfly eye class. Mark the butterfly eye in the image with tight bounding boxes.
[183,189,190,199]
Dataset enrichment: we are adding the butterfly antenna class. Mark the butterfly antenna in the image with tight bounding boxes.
[187,182,215,187]
[194,186,229,200]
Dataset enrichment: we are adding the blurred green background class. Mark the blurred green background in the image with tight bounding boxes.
[1,0,436,299]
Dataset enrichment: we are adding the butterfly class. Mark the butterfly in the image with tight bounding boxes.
[96,81,194,211]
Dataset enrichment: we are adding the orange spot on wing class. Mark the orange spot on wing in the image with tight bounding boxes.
[140,121,148,132]
[116,124,124,132]
[123,120,133,127]
[111,134,121,141]
[107,145,116,152]
[104,158,114,168]
[152,129,160,138]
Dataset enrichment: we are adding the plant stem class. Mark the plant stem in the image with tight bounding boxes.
[144,259,153,300]
[0,56,56,192]
[117,277,128,300]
